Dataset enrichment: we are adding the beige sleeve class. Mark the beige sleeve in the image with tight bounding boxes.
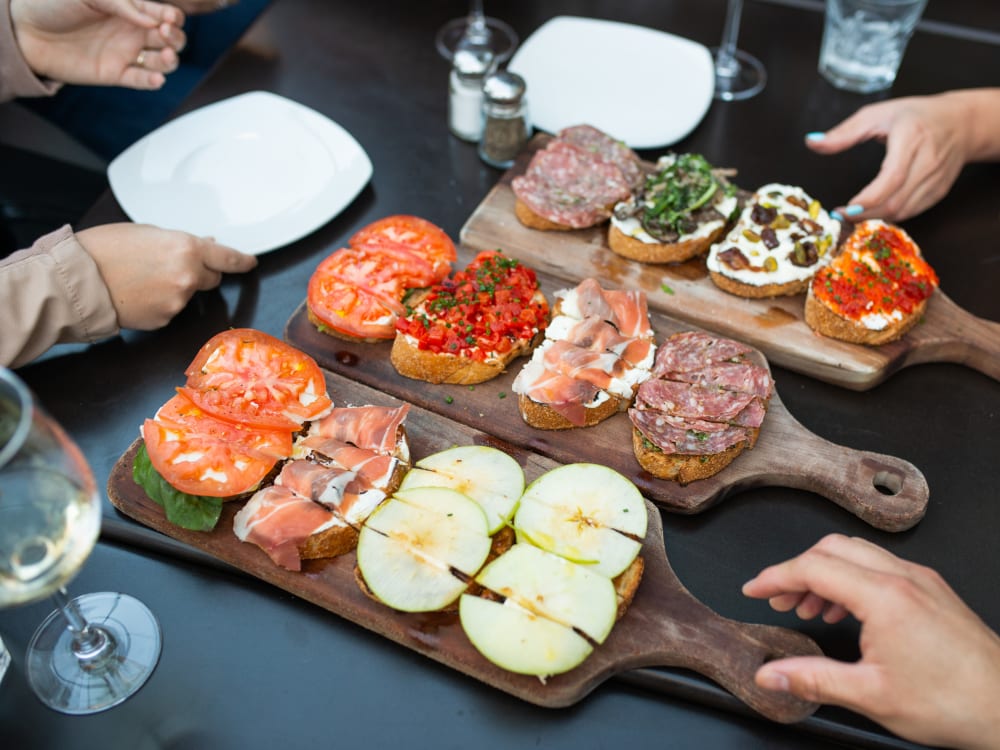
[1,225,120,368]
[0,0,61,102]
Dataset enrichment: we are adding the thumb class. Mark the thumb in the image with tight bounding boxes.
[756,656,880,714]
[202,241,259,274]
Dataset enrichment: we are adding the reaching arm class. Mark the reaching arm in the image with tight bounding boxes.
[805,88,1000,221]
[743,533,1000,750]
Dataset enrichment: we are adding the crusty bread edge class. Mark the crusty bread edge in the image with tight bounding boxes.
[514,196,612,232]
[804,286,927,346]
[631,426,755,485]
[517,391,625,430]
[608,222,726,264]
[708,269,810,299]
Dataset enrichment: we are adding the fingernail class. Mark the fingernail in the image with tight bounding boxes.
[758,668,790,692]
[831,210,844,222]
[845,204,864,216]
[805,131,826,141]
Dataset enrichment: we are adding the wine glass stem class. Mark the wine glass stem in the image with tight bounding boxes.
[52,586,113,664]
[717,0,745,78]
[466,0,489,43]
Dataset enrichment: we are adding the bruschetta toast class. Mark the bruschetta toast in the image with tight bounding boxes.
[512,278,655,429]
[391,251,549,385]
[805,220,939,345]
[707,183,841,298]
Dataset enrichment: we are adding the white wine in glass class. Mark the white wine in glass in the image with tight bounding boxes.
[0,367,161,714]
[711,0,767,101]
[435,0,518,63]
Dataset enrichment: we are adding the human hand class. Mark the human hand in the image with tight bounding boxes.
[805,93,970,222]
[11,0,187,90]
[743,534,1000,750]
[77,223,257,330]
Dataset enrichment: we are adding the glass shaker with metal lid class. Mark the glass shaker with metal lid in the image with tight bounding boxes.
[449,47,495,142]
[478,69,530,168]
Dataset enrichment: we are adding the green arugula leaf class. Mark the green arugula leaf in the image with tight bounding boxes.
[133,443,224,532]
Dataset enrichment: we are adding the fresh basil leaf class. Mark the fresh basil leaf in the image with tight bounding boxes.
[132,443,224,532]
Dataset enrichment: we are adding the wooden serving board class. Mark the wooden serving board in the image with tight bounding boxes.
[285,273,929,532]
[458,135,1000,391]
[107,372,820,723]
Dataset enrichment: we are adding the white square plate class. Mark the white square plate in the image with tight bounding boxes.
[508,16,714,149]
[108,91,373,255]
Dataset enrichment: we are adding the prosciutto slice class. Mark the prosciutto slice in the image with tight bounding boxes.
[310,404,410,453]
[276,459,357,509]
[233,485,342,571]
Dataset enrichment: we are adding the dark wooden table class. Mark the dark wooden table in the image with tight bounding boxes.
[2,1,998,747]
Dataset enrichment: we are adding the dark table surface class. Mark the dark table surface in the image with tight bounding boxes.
[2,1,998,748]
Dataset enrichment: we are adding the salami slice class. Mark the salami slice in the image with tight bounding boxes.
[634,379,757,423]
[629,407,751,455]
[652,331,754,375]
[557,124,645,191]
[512,141,632,229]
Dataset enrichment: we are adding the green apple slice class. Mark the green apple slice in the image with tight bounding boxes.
[460,545,617,676]
[358,486,491,612]
[398,445,524,534]
[514,463,647,578]
[475,544,616,644]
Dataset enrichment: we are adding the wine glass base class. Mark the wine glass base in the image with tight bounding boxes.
[26,592,162,714]
[711,47,767,101]
[435,16,518,63]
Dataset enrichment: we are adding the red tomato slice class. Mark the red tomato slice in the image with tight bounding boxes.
[307,249,404,339]
[183,329,333,430]
[350,215,456,279]
[142,392,293,497]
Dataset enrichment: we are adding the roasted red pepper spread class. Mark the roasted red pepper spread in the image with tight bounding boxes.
[396,251,548,362]
[812,221,938,323]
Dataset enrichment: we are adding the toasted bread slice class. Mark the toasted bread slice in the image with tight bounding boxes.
[804,220,938,346]
[391,333,535,385]
[708,270,810,299]
[632,427,756,485]
[608,221,728,264]
[299,522,360,561]
[612,554,644,620]
[517,391,627,431]
[805,287,929,346]
[514,197,579,232]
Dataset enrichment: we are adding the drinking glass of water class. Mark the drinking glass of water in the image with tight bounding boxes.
[0,368,161,714]
[819,0,928,93]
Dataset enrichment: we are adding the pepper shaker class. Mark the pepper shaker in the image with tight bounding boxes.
[448,47,495,142]
[478,70,530,168]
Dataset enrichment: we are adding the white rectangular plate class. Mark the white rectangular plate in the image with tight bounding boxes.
[509,16,714,149]
[108,91,373,255]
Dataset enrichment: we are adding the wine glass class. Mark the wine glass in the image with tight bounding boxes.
[0,367,161,714]
[711,0,767,101]
[435,0,518,64]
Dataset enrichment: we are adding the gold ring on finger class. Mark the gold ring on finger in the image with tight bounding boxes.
[136,51,146,68]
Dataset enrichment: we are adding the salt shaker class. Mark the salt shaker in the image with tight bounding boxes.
[478,70,530,169]
[448,47,495,142]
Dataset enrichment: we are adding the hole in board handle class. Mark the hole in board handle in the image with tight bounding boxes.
[872,470,903,496]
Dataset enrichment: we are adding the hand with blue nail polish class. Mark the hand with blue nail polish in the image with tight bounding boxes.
[744,533,1000,749]
[804,88,1000,221]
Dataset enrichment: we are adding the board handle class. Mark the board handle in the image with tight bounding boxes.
[659,604,823,724]
[765,402,928,531]
[907,292,1000,382]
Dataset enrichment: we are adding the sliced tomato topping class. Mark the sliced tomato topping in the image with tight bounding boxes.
[349,214,456,279]
[142,392,293,497]
[307,249,404,339]
[183,329,333,430]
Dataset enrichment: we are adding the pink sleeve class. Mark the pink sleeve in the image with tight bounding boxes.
[0,225,120,368]
[0,0,61,102]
